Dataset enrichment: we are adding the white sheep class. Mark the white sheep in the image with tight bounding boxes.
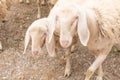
[48,0,120,80]
[47,0,87,77]
[0,0,12,20]
[23,18,77,77]
[19,0,58,18]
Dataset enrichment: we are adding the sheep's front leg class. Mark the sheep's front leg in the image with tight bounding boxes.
[85,54,107,80]
[37,0,41,18]
[96,65,103,80]
[64,48,71,77]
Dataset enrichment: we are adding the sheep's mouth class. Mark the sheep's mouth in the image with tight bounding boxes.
[60,40,71,48]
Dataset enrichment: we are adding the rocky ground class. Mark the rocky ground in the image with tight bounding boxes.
[0,0,120,80]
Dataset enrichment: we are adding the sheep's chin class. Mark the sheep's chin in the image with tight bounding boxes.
[60,40,72,48]
[32,48,42,55]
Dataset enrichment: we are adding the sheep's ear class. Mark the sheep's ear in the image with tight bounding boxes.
[46,35,57,57]
[23,30,30,54]
[48,12,57,43]
[77,11,90,46]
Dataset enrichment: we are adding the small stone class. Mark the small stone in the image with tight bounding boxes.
[20,25,23,28]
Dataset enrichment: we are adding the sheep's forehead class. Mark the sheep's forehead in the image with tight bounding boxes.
[57,7,78,19]
[30,23,47,33]
[30,26,45,34]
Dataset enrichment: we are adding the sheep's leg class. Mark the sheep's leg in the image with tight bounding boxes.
[96,65,103,80]
[64,48,71,77]
[26,0,30,4]
[37,0,41,18]
[41,0,45,5]
[85,43,113,80]
[85,54,107,80]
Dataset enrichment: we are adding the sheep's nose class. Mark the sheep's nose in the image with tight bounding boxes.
[61,40,69,48]
[32,51,39,55]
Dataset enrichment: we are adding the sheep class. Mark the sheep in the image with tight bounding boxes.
[23,18,48,55]
[23,18,77,77]
[48,0,120,80]
[0,0,12,20]
[19,0,58,18]
[47,0,86,76]
[0,3,8,20]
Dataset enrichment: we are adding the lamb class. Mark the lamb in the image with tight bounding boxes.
[23,18,77,77]
[19,0,58,18]
[48,0,120,80]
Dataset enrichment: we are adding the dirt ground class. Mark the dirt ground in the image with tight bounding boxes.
[0,0,120,80]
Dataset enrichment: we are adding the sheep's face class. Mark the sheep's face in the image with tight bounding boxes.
[56,6,78,48]
[30,27,46,55]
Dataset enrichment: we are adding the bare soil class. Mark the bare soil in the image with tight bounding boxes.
[0,1,120,80]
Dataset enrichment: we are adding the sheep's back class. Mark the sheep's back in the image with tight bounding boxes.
[91,0,120,43]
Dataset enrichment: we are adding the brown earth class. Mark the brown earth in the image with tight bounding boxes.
[0,0,120,80]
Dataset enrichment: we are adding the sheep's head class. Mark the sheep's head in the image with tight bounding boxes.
[48,4,90,48]
[47,5,78,48]
[56,6,78,48]
[30,26,47,55]
[23,18,48,55]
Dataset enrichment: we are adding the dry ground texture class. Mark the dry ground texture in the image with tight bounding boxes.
[0,0,120,80]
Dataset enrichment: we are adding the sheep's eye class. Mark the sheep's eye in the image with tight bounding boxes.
[71,16,78,26]
[70,17,78,30]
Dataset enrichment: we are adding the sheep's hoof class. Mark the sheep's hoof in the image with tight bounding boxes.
[64,68,71,77]
[96,76,103,80]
